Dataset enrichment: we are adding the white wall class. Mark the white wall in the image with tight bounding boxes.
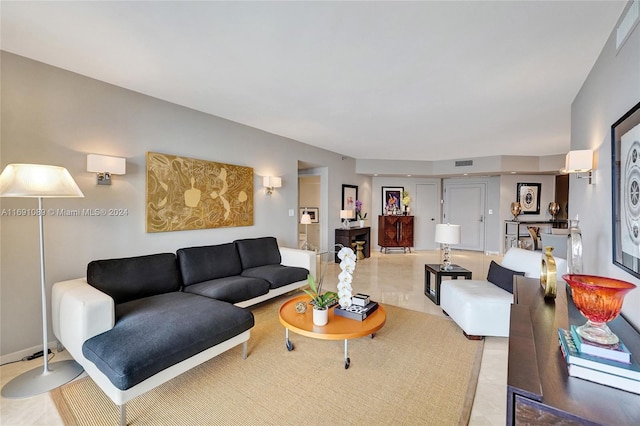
[0,52,362,356]
[570,3,640,329]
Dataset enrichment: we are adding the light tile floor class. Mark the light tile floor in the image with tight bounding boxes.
[1,249,506,425]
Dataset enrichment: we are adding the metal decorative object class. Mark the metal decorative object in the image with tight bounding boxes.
[548,202,560,220]
[295,301,307,314]
[567,218,583,274]
[510,202,522,221]
[540,246,557,299]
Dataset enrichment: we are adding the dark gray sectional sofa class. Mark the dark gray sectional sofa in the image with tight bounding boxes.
[52,237,314,425]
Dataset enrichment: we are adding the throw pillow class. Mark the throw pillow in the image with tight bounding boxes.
[486,260,525,294]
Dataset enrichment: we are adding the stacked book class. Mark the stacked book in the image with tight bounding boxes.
[334,294,378,321]
[557,327,640,394]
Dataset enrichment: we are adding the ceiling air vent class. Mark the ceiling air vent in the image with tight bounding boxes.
[617,0,639,50]
[455,160,473,167]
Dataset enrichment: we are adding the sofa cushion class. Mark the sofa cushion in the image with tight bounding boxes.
[82,292,254,391]
[235,237,281,270]
[183,276,270,303]
[486,260,525,294]
[241,264,309,289]
[87,253,182,305]
[177,243,243,287]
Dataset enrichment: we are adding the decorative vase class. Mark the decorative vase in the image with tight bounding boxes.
[548,202,560,220]
[540,246,557,299]
[567,218,583,274]
[510,202,522,221]
[359,220,364,228]
[312,307,328,326]
[563,274,636,345]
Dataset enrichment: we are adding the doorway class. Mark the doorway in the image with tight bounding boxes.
[443,181,486,251]
[414,183,439,250]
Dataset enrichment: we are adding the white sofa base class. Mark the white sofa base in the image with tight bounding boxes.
[440,248,567,339]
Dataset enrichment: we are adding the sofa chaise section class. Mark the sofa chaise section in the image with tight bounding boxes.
[82,292,254,391]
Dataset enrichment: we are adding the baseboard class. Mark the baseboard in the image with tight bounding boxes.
[0,340,59,365]
[484,250,499,255]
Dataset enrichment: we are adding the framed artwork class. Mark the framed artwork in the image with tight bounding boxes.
[382,186,403,214]
[612,101,640,278]
[300,207,319,223]
[146,151,253,232]
[342,184,358,221]
[516,183,541,215]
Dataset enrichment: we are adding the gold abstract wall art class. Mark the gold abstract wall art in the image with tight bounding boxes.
[146,151,253,232]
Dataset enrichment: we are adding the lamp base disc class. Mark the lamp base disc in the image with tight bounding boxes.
[1,360,84,399]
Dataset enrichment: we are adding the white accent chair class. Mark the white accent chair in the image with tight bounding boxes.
[440,248,567,339]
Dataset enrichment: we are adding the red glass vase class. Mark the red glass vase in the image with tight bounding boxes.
[562,274,636,345]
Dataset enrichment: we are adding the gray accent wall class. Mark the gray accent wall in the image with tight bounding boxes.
[0,52,361,356]
[570,2,640,330]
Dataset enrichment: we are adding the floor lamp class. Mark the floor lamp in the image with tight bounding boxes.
[435,223,461,271]
[0,164,85,398]
[300,210,313,251]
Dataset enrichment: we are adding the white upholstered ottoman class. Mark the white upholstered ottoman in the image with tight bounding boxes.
[440,248,567,339]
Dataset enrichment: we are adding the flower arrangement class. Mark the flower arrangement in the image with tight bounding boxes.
[336,246,357,308]
[355,199,367,221]
[402,191,411,207]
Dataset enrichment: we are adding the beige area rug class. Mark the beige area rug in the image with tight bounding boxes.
[52,298,484,426]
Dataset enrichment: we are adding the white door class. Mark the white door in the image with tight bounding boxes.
[443,182,485,251]
[414,183,439,250]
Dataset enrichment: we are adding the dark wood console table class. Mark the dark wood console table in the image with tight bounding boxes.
[334,227,370,263]
[507,276,640,425]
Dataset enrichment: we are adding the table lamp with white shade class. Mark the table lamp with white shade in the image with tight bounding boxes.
[0,163,85,398]
[435,223,461,271]
[340,209,353,229]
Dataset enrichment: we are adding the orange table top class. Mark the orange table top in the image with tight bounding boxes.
[278,295,386,340]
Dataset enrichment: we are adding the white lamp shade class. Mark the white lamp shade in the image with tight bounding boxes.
[263,176,282,188]
[340,209,354,219]
[564,150,593,173]
[87,154,126,175]
[0,164,84,198]
[435,223,461,245]
[301,213,312,224]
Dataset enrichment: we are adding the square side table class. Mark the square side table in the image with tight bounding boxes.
[424,264,472,305]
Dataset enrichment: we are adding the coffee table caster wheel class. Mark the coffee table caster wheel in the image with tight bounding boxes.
[345,357,350,369]
[286,339,294,351]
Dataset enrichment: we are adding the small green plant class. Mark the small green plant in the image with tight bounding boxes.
[303,274,337,309]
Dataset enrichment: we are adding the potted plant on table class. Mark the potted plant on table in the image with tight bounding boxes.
[303,274,337,326]
[355,199,367,227]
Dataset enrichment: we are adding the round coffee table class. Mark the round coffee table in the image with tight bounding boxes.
[278,295,386,369]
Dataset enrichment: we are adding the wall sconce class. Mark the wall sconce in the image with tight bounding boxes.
[263,176,282,195]
[562,149,594,184]
[87,154,126,185]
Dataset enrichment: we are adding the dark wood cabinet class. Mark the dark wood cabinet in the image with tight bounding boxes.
[378,215,413,253]
[507,276,640,425]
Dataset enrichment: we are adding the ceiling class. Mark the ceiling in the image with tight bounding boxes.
[0,1,628,162]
